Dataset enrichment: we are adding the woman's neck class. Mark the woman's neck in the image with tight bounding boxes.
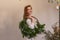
[28,15,32,18]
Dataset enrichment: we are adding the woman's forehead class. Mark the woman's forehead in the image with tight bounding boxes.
[27,7,32,10]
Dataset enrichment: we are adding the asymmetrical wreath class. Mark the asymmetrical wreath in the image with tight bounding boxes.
[19,19,45,39]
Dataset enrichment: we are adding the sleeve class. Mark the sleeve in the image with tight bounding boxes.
[26,19,35,29]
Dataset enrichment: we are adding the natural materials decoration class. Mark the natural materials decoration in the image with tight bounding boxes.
[45,22,60,40]
[19,19,45,39]
[48,0,60,10]
[48,0,60,4]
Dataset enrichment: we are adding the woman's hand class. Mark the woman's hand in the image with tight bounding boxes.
[29,16,35,23]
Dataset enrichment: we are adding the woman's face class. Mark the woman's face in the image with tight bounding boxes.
[27,7,32,16]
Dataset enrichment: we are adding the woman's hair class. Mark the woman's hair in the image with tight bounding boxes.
[23,5,32,19]
[23,5,38,22]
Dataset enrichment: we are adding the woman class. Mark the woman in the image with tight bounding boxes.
[23,5,38,29]
[19,5,45,40]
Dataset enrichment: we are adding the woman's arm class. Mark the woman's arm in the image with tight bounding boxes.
[26,19,35,29]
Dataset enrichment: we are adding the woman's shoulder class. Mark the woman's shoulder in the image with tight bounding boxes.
[31,16,38,21]
[31,16,37,19]
[26,18,31,22]
[31,16,36,18]
[24,16,38,22]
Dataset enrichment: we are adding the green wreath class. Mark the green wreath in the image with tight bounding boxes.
[19,19,45,39]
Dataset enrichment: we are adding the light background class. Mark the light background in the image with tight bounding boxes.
[0,0,59,40]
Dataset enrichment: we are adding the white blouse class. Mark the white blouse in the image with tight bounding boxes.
[26,19,37,29]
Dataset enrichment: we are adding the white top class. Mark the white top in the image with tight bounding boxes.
[26,19,37,29]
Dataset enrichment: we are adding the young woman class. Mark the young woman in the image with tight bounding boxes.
[23,5,38,29]
[23,5,38,40]
[19,5,45,40]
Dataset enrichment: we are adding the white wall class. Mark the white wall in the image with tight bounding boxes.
[0,0,59,40]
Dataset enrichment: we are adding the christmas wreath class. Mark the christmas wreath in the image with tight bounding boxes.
[19,19,45,39]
